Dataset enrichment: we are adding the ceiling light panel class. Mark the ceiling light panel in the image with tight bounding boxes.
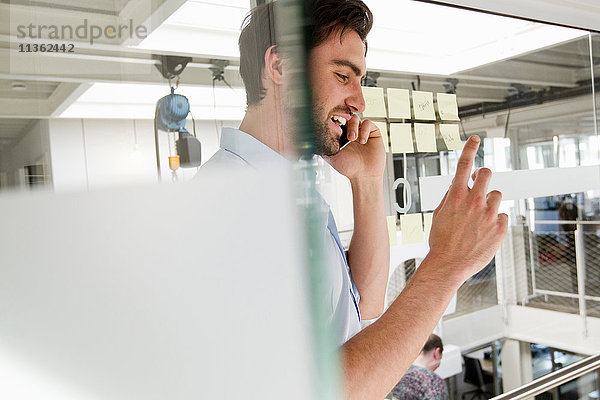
[59,82,246,120]
[135,0,250,58]
[365,0,587,75]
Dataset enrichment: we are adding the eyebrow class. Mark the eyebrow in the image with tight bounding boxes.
[331,59,366,80]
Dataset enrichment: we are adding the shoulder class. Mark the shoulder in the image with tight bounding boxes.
[392,366,448,400]
[194,149,250,180]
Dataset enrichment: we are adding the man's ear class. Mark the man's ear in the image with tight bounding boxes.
[264,45,283,85]
[433,348,443,360]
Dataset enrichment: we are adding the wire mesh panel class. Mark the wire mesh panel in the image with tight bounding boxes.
[532,231,578,293]
[452,259,499,317]
[387,258,498,318]
[505,221,600,317]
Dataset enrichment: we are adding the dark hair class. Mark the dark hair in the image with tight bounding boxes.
[422,334,443,354]
[238,0,373,106]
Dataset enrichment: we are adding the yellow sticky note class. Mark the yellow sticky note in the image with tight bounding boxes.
[414,123,437,152]
[372,121,389,153]
[387,88,411,119]
[423,212,434,243]
[390,123,414,154]
[437,93,460,121]
[387,215,398,246]
[412,91,436,120]
[362,87,387,118]
[400,213,424,244]
[439,124,463,151]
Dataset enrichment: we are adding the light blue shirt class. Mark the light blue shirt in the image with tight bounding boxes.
[199,128,362,344]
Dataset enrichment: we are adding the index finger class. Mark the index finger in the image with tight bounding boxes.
[450,135,480,194]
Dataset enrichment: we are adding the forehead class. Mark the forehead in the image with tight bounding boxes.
[309,29,367,76]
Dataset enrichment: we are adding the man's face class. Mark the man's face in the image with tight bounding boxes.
[308,28,367,156]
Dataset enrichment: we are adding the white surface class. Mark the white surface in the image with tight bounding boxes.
[437,344,462,379]
[59,83,246,120]
[507,305,600,355]
[138,0,587,75]
[0,169,316,399]
[135,0,249,58]
[502,339,533,392]
[365,0,586,75]
[436,0,600,32]
[47,118,227,192]
[442,306,505,351]
[420,165,600,211]
[316,158,354,233]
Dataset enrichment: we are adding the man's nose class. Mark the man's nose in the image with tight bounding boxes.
[346,81,366,113]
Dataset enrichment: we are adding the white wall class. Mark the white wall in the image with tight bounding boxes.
[47,118,237,192]
[0,120,51,188]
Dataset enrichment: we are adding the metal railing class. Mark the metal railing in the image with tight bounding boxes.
[520,220,600,336]
[490,353,600,400]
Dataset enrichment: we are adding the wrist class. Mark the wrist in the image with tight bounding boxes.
[418,253,467,289]
[349,175,383,188]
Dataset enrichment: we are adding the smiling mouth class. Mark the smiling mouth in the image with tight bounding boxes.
[331,115,347,128]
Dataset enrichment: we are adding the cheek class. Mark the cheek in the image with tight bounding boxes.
[312,82,338,114]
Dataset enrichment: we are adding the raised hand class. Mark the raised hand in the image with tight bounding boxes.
[326,114,386,182]
[427,135,508,282]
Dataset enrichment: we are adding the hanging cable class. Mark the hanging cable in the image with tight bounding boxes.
[189,110,197,138]
[504,101,511,138]
[212,78,221,145]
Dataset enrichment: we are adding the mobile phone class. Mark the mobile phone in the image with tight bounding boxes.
[339,124,350,150]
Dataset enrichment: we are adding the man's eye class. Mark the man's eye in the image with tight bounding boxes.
[336,73,349,82]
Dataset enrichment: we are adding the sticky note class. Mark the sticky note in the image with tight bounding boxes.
[390,123,414,154]
[387,88,411,119]
[439,124,463,151]
[414,123,437,152]
[387,215,398,246]
[372,121,389,152]
[362,87,387,118]
[400,213,424,244]
[423,212,434,243]
[437,93,460,121]
[412,91,435,120]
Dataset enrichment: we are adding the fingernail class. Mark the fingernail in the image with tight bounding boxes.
[472,135,480,143]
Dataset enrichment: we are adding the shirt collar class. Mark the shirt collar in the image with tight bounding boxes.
[220,127,291,171]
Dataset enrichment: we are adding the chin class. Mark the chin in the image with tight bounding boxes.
[322,139,340,157]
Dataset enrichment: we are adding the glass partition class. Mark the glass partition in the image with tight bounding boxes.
[0,0,599,399]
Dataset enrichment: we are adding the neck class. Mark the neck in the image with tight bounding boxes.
[238,99,296,161]
[413,353,434,371]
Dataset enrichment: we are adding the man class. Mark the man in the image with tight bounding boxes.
[200,1,507,399]
[391,334,448,400]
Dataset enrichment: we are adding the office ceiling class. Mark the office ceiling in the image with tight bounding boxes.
[0,0,598,148]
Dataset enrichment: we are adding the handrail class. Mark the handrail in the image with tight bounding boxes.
[490,353,600,400]
[532,220,600,225]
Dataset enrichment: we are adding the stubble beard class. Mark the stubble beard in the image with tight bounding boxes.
[312,102,341,157]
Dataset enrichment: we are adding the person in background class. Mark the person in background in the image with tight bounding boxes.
[391,334,448,400]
